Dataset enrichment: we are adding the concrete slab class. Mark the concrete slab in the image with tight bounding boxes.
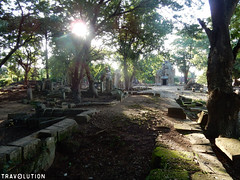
[53,118,78,130]
[192,144,214,154]
[215,137,240,168]
[185,133,210,145]
[46,118,78,142]
[36,129,58,143]
[174,123,202,133]
[8,136,41,160]
[0,146,22,163]
[196,152,231,177]
[192,171,233,180]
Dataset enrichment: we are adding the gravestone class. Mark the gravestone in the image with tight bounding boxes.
[167,107,186,119]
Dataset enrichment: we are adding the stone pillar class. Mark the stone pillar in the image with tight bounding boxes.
[100,82,104,93]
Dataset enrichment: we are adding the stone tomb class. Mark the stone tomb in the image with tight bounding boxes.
[155,61,175,86]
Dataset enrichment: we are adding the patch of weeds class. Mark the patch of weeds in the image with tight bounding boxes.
[128,104,144,109]
[150,96,160,103]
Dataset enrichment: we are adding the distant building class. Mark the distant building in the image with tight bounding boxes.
[155,61,175,85]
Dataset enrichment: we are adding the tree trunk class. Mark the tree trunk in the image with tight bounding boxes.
[70,40,89,101]
[123,57,130,90]
[199,0,240,138]
[24,69,29,86]
[45,32,49,79]
[71,60,82,103]
[183,70,188,84]
[71,60,81,92]
[85,62,98,97]
[129,70,136,89]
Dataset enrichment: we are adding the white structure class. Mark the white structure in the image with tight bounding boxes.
[155,61,175,85]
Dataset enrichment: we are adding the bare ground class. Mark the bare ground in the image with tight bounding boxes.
[45,95,193,180]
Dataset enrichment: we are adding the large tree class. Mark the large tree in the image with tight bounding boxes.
[172,24,208,84]
[53,0,181,98]
[0,0,44,68]
[115,5,173,90]
[198,1,240,138]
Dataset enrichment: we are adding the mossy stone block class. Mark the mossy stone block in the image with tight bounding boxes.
[146,169,189,180]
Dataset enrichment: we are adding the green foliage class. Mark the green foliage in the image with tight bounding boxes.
[231,5,240,79]
[0,66,8,77]
[0,78,12,87]
[114,3,174,87]
[48,53,71,80]
[196,69,207,85]
[89,63,109,81]
[136,53,165,83]
[230,4,240,42]
[233,58,240,79]
[172,23,209,83]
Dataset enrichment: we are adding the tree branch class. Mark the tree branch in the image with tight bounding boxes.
[0,1,33,68]
[96,0,141,35]
[197,18,212,43]
[225,0,239,25]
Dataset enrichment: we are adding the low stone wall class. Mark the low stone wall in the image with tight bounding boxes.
[0,118,78,173]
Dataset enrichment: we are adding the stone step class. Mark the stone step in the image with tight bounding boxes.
[174,123,202,134]
[192,144,214,154]
[196,152,231,177]
[215,137,240,169]
[185,133,210,145]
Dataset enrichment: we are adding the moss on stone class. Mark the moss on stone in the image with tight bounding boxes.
[146,169,189,180]
[148,146,201,179]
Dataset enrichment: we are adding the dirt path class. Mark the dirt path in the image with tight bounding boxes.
[46,95,193,179]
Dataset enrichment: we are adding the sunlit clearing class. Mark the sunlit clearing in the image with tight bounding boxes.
[71,20,88,38]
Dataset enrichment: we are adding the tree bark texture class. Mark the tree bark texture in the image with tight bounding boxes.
[184,70,188,84]
[199,0,240,138]
[45,32,49,79]
[123,57,130,90]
